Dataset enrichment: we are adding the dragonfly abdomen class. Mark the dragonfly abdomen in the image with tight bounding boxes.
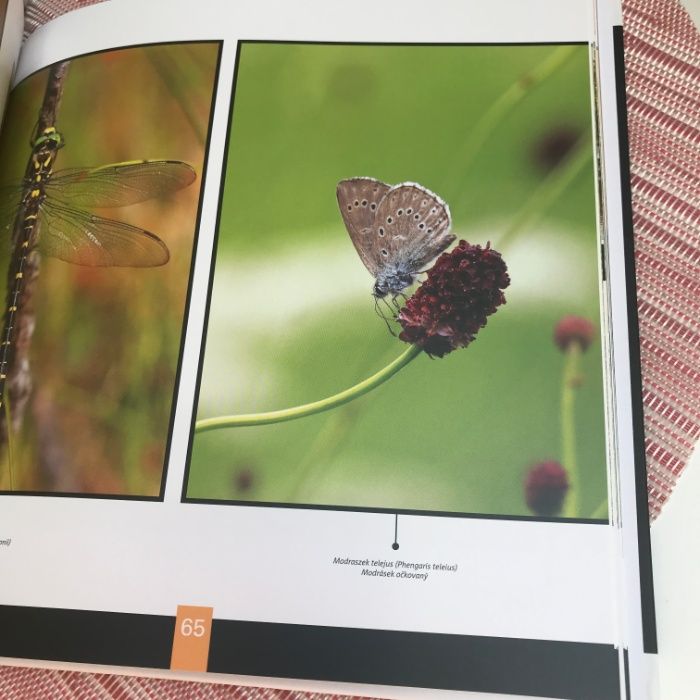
[0,127,62,413]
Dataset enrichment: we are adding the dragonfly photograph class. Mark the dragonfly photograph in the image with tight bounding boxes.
[0,41,221,497]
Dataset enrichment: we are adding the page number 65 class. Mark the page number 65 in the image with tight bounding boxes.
[180,617,206,637]
[171,605,213,672]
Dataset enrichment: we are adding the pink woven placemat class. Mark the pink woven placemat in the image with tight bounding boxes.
[622,0,700,520]
[0,668,372,700]
[3,0,699,698]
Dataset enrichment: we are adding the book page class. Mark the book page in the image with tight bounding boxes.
[0,1,656,698]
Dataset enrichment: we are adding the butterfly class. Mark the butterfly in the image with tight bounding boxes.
[337,177,455,299]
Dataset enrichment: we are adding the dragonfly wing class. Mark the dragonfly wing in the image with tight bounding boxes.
[44,160,196,208]
[39,203,169,267]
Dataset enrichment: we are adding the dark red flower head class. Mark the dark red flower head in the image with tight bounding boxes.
[397,240,510,357]
[525,461,569,516]
[553,315,595,352]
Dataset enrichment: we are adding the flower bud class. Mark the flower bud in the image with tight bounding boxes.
[553,316,594,352]
[525,460,569,516]
[398,240,510,357]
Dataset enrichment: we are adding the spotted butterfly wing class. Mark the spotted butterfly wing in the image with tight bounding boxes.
[372,182,454,277]
[337,177,391,277]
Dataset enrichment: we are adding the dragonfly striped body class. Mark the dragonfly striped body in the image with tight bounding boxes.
[0,126,62,412]
[0,125,196,416]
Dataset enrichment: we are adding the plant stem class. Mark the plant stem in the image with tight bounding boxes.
[148,49,207,144]
[562,342,582,517]
[195,344,422,433]
[445,45,577,199]
[498,137,592,250]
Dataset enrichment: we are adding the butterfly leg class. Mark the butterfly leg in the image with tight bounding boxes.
[392,292,409,309]
[374,296,397,337]
[381,295,398,318]
[389,294,409,314]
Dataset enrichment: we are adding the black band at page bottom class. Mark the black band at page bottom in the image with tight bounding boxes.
[0,605,620,700]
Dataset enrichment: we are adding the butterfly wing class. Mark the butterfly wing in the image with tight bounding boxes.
[337,177,390,277]
[373,182,454,273]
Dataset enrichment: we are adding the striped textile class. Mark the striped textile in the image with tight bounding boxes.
[2,0,698,698]
[622,0,700,520]
[23,0,96,37]
[0,668,371,700]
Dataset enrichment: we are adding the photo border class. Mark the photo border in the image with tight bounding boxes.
[181,38,610,527]
[0,39,224,503]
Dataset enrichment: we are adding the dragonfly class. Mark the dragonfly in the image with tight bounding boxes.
[0,124,196,414]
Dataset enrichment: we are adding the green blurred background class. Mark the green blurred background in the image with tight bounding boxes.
[0,42,219,495]
[188,42,608,518]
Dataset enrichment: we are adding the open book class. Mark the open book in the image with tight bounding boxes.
[0,1,658,698]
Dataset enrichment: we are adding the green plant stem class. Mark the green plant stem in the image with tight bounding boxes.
[195,344,422,433]
[562,343,582,518]
[148,50,206,144]
[445,45,577,197]
[498,138,592,250]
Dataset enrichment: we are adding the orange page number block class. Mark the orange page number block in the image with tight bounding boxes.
[170,605,214,672]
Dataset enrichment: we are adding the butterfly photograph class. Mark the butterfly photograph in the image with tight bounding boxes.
[336,177,454,300]
[187,41,609,520]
